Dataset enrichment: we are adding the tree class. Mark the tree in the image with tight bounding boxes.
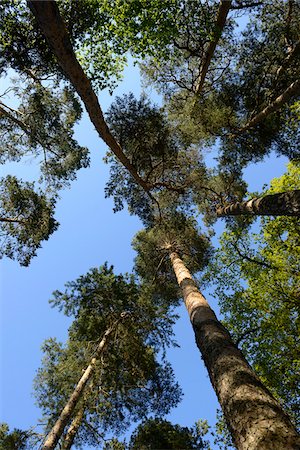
[0,17,89,264]
[27,0,151,193]
[133,215,300,449]
[129,418,211,449]
[34,264,181,449]
[41,314,129,450]
[0,79,89,191]
[104,92,247,226]
[216,190,300,216]
[0,423,29,450]
[0,423,41,450]
[0,176,58,266]
[2,0,297,263]
[204,161,300,429]
[216,159,300,217]
[140,0,300,165]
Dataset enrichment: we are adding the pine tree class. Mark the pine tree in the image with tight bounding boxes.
[133,216,300,449]
[34,264,181,449]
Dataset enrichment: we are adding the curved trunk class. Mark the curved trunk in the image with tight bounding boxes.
[61,407,85,450]
[27,0,150,193]
[240,79,300,132]
[42,314,128,450]
[169,251,300,450]
[216,190,300,217]
[194,0,232,95]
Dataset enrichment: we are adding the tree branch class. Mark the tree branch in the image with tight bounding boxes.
[27,0,151,193]
[194,0,232,96]
[238,79,300,132]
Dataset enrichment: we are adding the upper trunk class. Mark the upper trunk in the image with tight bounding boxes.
[216,190,300,217]
[194,0,232,95]
[169,251,300,450]
[41,315,127,450]
[239,79,300,132]
[27,0,151,193]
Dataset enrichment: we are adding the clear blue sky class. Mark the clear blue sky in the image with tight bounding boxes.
[0,59,288,448]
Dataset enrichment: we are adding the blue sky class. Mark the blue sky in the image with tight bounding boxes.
[0,58,288,448]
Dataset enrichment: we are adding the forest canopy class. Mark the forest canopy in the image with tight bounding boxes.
[1,1,300,449]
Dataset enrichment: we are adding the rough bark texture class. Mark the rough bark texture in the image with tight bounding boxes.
[170,251,300,450]
[216,190,300,217]
[61,407,85,450]
[194,0,232,95]
[41,315,127,450]
[27,0,151,192]
[240,79,300,132]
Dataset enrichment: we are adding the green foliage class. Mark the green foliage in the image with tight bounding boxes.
[0,423,29,450]
[139,1,233,96]
[212,410,234,450]
[35,264,181,448]
[128,418,211,449]
[0,79,89,190]
[105,93,178,224]
[204,162,300,428]
[0,0,125,92]
[0,176,58,266]
[140,0,300,168]
[105,93,206,225]
[133,214,212,303]
[0,423,41,450]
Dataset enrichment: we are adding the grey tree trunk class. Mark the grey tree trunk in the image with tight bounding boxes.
[216,190,300,217]
[194,0,232,95]
[41,314,128,450]
[27,0,151,193]
[169,251,300,450]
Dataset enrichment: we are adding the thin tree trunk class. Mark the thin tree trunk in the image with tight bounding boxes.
[41,313,128,450]
[61,407,85,450]
[239,79,300,132]
[216,190,300,217]
[169,251,300,450]
[194,0,232,95]
[27,0,151,193]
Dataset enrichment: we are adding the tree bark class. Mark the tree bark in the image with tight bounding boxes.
[194,0,232,95]
[216,190,300,217]
[169,251,300,450]
[240,79,300,132]
[61,407,85,450]
[41,313,128,450]
[27,0,151,193]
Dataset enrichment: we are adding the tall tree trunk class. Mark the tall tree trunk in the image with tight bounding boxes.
[240,79,300,132]
[27,0,151,193]
[61,407,85,450]
[194,0,232,95]
[41,313,128,450]
[169,251,300,450]
[216,190,300,217]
